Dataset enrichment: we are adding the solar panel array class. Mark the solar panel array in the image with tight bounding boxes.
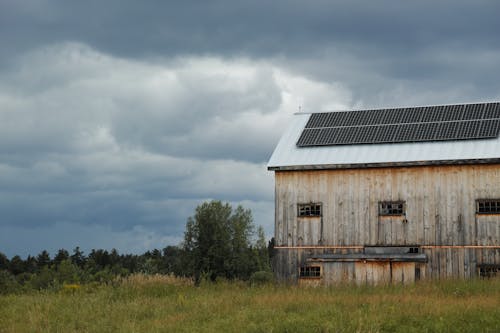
[297,102,500,147]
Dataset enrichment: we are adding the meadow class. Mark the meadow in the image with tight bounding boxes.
[0,275,499,333]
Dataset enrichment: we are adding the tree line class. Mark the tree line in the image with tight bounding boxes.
[0,201,275,293]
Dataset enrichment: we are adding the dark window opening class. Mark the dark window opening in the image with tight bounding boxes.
[478,264,500,278]
[476,199,500,214]
[415,267,421,281]
[409,247,419,254]
[299,266,321,278]
[379,201,405,216]
[298,203,322,217]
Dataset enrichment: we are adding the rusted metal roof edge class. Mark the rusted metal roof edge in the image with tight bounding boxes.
[268,158,500,171]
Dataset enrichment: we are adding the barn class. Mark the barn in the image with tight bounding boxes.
[267,102,500,285]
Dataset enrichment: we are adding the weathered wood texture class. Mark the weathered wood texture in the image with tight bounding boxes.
[273,164,500,282]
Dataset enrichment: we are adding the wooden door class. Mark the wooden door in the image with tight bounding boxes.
[355,262,417,285]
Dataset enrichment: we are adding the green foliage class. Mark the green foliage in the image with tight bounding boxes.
[8,255,25,275]
[254,226,271,272]
[249,270,275,286]
[183,200,269,283]
[140,258,160,275]
[92,268,115,284]
[0,200,270,291]
[70,246,86,268]
[0,252,9,270]
[29,266,56,290]
[161,246,185,276]
[36,250,51,269]
[24,255,37,274]
[0,270,20,294]
[55,259,81,284]
[53,249,70,266]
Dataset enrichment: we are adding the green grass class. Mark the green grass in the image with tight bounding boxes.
[0,275,499,333]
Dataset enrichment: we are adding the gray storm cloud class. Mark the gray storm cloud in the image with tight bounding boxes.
[0,42,351,256]
[1,1,500,257]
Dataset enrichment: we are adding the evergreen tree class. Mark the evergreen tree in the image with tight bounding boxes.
[9,255,24,275]
[108,249,118,264]
[70,247,86,268]
[53,249,70,266]
[24,255,38,274]
[36,250,51,269]
[88,249,110,269]
[0,252,9,270]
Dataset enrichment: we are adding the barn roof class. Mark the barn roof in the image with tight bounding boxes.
[268,102,500,171]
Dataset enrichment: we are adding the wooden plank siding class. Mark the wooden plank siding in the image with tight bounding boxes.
[274,164,500,283]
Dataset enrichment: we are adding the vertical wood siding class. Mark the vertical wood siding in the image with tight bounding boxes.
[274,164,500,282]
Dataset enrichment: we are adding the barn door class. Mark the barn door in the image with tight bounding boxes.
[355,262,416,285]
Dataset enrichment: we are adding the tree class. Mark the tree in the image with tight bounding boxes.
[183,200,259,283]
[109,248,120,267]
[70,247,86,268]
[24,255,38,274]
[0,252,9,270]
[53,249,70,266]
[9,255,24,275]
[228,205,255,279]
[36,250,51,269]
[55,259,81,284]
[162,246,185,276]
[0,270,19,294]
[254,226,271,272]
[88,249,110,269]
[267,237,275,269]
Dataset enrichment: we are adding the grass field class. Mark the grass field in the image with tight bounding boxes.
[0,275,499,333]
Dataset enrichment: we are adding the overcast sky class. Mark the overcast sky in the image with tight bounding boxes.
[1,1,500,257]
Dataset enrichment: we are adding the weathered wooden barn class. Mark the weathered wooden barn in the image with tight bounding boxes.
[267,102,500,285]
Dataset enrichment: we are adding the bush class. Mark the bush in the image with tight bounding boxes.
[55,259,81,284]
[0,270,20,294]
[249,271,274,286]
[29,266,57,290]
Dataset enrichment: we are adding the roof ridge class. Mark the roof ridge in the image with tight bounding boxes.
[295,101,500,114]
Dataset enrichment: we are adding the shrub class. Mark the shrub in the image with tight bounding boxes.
[29,266,57,290]
[249,271,275,286]
[0,270,20,294]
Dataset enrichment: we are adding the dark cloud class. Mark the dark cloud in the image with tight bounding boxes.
[3,1,500,60]
[2,1,500,106]
[1,1,500,256]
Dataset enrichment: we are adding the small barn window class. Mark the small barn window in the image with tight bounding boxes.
[299,266,321,278]
[298,203,322,217]
[477,264,500,278]
[476,199,500,214]
[379,201,405,216]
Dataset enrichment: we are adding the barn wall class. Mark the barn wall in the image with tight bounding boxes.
[273,164,500,282]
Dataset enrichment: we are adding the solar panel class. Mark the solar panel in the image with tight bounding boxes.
[297,102,500,147]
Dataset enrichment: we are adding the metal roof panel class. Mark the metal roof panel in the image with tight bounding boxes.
[268,111,500,170]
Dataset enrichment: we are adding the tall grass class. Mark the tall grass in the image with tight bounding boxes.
[0,276,499,333]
